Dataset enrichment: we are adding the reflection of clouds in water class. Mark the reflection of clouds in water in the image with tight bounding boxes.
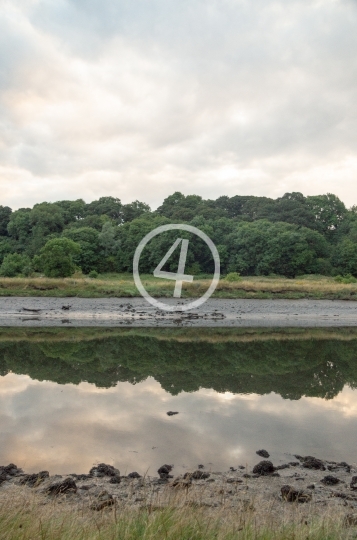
[0,374,357,474]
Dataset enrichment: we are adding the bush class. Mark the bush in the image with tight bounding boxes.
[334,274,357,284]
[0,253,31,277]
[224,272,242,282]
[88,270,99,279]
[39,238,81,278]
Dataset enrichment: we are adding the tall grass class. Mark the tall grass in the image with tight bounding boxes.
[0,486,353,540]
[1,274,357,300]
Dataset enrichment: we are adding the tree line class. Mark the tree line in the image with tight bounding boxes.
[0,191,357,278]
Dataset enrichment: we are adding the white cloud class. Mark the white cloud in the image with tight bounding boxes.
[0,0,357,208]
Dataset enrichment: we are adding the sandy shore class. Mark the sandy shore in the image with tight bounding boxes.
[0,297,357,327]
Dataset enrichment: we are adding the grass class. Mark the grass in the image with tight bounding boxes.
[1,273,357,300]
[0,486,354,540]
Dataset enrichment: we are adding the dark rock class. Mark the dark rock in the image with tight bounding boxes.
[275,464,290,470]
[252,460,275,476]
[46,477,77,496]
[281,485,312,503]
[166,411,179,416]
[242,474,251,478]
[90,490,115,511]
[288,462,299,467]
[307,484,315,489]
[0,473,7,486]
[350,476,357,490]
[0,464,22,477]
[158,464,173,475]
[184,470,210,480]
[89,463,119,478]
[109,476,121,484]
[198,464,204,469]
[19,471,49,487]
[256,449,270,458]
[229,467,237,472]
[128,472,141,479]
[295,456,326,471]
[321,475,341,486]
[227,478,243,484]
[239,466,245,470]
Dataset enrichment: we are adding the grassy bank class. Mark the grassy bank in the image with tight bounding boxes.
[0,487,353,540]
[1,273,357,300]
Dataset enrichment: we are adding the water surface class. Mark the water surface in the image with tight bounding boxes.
[1,327,357,475]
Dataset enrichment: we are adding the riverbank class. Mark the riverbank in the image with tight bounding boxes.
[1,455,357,539]
[1,274,357,300]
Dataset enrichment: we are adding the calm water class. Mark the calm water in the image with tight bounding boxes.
[1,327,357,475]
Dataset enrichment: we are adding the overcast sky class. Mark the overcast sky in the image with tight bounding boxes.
[1,0,357,210]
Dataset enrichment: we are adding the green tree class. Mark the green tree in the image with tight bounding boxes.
[62,227,101,274]
[39,238,81,277]
[0,253,31,277]
[0,205,12,236]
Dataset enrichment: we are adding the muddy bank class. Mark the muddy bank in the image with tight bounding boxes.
[2,454,357,517]
[0,297,357,326]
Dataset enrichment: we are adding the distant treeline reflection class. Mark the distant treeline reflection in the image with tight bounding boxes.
[0,328,356,400]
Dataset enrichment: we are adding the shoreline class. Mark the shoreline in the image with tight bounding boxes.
[2,453,357,511]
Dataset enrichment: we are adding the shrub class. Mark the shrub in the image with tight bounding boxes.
[334,274,357,284]
[88,270,99,279]
[224,272,242,282]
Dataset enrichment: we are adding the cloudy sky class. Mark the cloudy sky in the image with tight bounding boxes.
[1,0,357,210]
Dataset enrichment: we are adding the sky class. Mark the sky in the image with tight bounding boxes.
[1,0,357,210]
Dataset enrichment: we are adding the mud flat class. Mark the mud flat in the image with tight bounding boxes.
[0,297,357,327]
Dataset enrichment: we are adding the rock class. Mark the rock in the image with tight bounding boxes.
[229,467,237,472]
[227,478,243,484]
[256,449,270,458]
[90,490,115,511]
[46,477,77,496]
[158,464,173,475]
[158,464,173,479]
[321,475,341,486]
[351,476,357,490]
[295,456,326,471]
[89,463,119,478]
[19,471,49,487]
[275,464,290,470]
[109,476,121,484]
[128,472,141,479]
[307,484,315,489]
[198,464,204,469]
[166,411,179,416]
[184,470,210,480]
[0,463,22,477]
[252,460,275,476]
[281,485,312,503]
[343,513,357,527]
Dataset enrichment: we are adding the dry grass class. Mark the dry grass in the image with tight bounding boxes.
[0,274,357,300]
[0,485,354,540]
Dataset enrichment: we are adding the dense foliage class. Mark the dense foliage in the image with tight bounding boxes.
[0,331,356,399]
[0,191,357,277]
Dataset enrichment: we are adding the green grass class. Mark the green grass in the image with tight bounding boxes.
[0,487,353,540]
[1,273,357,300]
